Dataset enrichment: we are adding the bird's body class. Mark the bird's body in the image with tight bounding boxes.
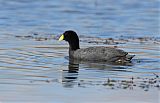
[59,30,134,63]
[69,46,133,63]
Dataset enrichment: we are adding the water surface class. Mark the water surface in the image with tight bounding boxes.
[0,0,159,103]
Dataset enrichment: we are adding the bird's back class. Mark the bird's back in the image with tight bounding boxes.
[69,46,129,62]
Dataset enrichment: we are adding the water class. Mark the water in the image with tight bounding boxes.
[0,0,159,103]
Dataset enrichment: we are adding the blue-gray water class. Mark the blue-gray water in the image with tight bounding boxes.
[0,0,159,103]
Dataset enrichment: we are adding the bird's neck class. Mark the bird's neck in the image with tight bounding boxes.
[68,41,80,51]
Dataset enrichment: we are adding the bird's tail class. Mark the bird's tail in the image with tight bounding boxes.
[126,54,135,61]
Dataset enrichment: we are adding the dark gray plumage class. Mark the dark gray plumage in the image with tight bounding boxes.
[59,30,134,63]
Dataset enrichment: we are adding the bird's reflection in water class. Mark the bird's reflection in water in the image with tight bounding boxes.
[62,59,79,88]
[61,57,133,88]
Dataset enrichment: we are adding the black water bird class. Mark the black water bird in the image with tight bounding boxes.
[59,30,134,63]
